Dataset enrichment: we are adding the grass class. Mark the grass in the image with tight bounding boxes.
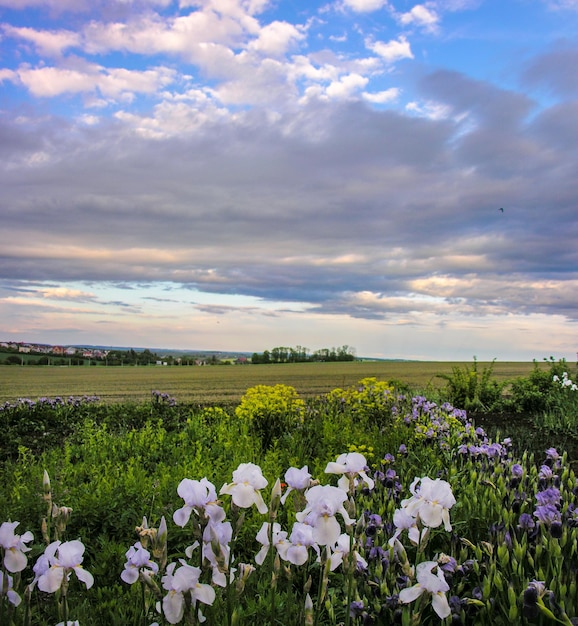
[0,360,549,404]
[2,379,578,625]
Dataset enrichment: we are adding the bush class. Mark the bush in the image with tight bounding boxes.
[437,357,505,413]
[326,377,395,424]
[508,357,576,416]
[235,384,306,450]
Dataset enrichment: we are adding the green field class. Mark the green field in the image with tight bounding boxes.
[0,360,548,403]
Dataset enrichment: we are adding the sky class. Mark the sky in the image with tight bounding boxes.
[1,0,577,361]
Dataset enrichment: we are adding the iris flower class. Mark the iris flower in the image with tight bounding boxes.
[329,533,368,572]
[285,522,319,565]
[401,477,456,531]
[325,453,375,492]
[280,466,312,504]
[161,560,216,624]
[399,560,451,619]
[388,508,421,546]
[255,522,290,565]
[202,520,233,587]
[220,463,268,514]
[120,542,159,584]
[296,484,352,545]
[0,521,34,573]
[36,540,94,593]
[0,571,21,607]
[173,478,225,527]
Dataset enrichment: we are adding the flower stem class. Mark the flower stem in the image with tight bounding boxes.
[269,522,277,626]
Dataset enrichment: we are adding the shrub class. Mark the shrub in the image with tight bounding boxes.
[235,384,306,450]
[326,377,395,424]
[508,357,576,416]
[437,357,505,413]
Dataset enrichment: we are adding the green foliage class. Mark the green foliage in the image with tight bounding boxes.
[507,357,576,416]
[0,396,101,461]
[235,384,306,450]
[326,377,395,424]
[437,357,505,413]
[251,345,355,363]
[3,373,578,625]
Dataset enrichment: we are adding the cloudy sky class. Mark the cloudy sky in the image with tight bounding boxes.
[1,0,577,360]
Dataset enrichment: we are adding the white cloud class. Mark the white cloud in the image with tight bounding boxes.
[178,0,272,17]
[0,0,172,10]
[17,64,176,98]
[82,9,259,58]
[3,25,80,56]
[40,287,96,301]
[405,99,452,119]
[0,68,17,83]
[18,66,97,97]
[362,87,400,103]
[1,0,577,360]
[366,36,414,62]
[342,0,389,12]
[398,4,439,31]
[325,72,369,98]
[247,20,305,57]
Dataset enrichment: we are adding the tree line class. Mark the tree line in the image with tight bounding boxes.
[251,345,356,364]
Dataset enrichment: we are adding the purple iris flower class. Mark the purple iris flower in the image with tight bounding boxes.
[545,448,560,462]
[518,513,535,531]
[534,504,561,525]
[535,488,560,507]
[538,465,554,481]
[349,600,365,618]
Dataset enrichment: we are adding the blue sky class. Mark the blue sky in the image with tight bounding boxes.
[1,0,577,360]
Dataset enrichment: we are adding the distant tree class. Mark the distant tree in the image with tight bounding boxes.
[251,345,356,364]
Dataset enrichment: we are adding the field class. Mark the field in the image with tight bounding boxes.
[0,360,547,404]
[2,358,578,625]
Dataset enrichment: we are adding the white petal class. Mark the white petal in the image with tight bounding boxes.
[163,591,185,624]
[8,589,21,607]
[442,509,452,532]
[325,462,347,475]
[432,591,451,618]
[121,567,139,584]
[359,471,375,490]
[286,545,309,566]
[408,526,420,545]
[329,552,343,571]
[4,548,27,573]
[173,506,192,528]
[253,490,269,515]
[399,584,424,604]
[38,567,65,593]
[418,504,443,528]
[255,545,269,566]
[312,516,341,546]
[231,484,258,509]
[74,566,94,589]
[194,582,216,606]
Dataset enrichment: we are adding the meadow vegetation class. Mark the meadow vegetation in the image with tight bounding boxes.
[0,360,550,404]
[1,358,578,625]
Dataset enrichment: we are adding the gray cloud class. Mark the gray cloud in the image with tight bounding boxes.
[1,80,577,326]
[522,43,578,98]
[1,0,578,348]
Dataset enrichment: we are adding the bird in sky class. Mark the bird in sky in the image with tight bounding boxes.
[499,207,504,212]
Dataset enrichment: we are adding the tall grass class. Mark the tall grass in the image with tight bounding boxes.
[2,367,578,625]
